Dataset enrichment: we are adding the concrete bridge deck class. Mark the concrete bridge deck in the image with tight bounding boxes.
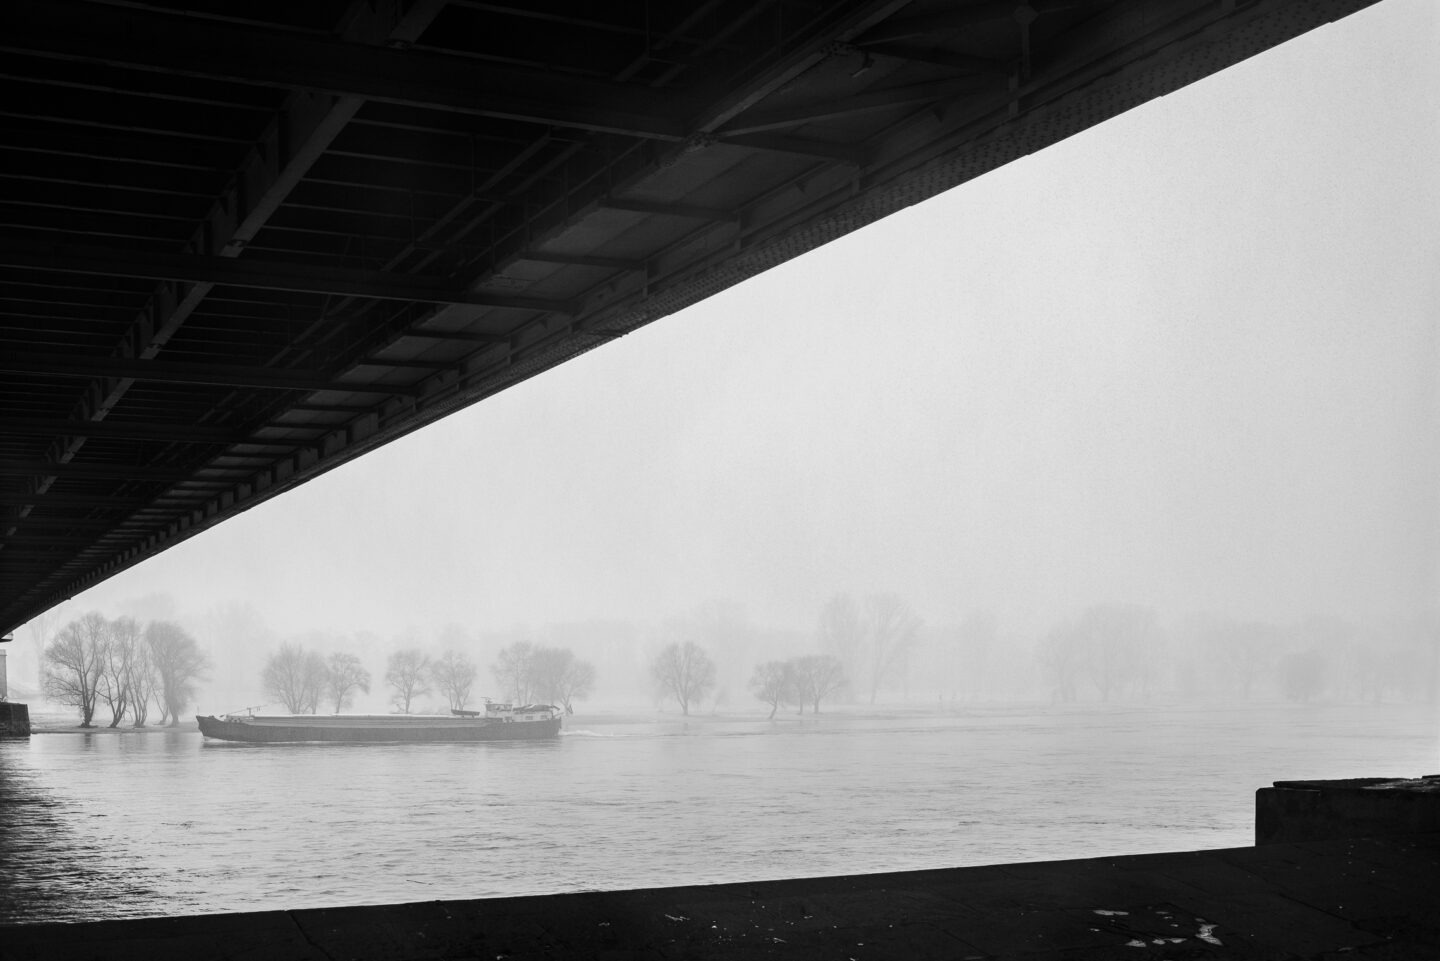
[7,830,1438,960]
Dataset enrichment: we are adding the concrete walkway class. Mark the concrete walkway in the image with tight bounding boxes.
[6,832,1439,960]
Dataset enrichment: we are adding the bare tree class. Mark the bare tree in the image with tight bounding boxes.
[95,615,141,728]
[1036,623,1082,703]
[1190,614,1277,697]
[40,612,108,726]
[492,640,536,704]
[146,621,210,725]
[1280,649,1327,702]
[820,592,912,701]
[117,617,158,727]
[301,654,325,712]
[651,641,716,716]
[863,593,921,704]
[1295,616,1354,700]
[530,646,596,713]
[525,645,566,707]
[1042,605,1164,703]
[565,661,596,714]
[1354,639,1429,704]
[429,650,477,711]
[1076,604,1162,702]
[749,660,792,718]
[556,657,596,715]
[818,593,866,684]
[385,648,430,713]
[324,651,371,713]
[789,654,846,714]
[262,642,326,713]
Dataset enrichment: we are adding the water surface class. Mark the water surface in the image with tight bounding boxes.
[2,701,1435,923]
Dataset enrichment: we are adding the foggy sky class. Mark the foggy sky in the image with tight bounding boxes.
[19,1,1439,660]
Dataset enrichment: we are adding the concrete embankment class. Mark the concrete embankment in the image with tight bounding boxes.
[6,830,1439,960]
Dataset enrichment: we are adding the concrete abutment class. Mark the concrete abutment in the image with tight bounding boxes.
[0,701,29,738]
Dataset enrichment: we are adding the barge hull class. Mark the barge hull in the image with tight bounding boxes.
[196,715,561,743]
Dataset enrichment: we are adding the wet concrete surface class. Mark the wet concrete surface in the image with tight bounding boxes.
[5,832,1438,960]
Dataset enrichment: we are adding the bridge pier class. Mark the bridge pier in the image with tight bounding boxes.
[0,702,29,738]
[0,648,28,737]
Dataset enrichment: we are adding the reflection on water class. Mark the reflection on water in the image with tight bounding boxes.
[0,734,166,922]
[1,701,1436,923]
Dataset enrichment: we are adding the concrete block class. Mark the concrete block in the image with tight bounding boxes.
[1256,776,1440,844]
[0,702,29,737]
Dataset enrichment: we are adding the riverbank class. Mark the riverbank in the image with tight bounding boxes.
[28,713,200,734]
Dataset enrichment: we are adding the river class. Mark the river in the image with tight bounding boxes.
[1,700,1436,924]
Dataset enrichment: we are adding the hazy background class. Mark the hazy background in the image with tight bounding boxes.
[10,0,1437,715]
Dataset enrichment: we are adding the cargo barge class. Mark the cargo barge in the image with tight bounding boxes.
[196,702,562,743]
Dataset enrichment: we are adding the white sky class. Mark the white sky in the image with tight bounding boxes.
[23,0,1440,653]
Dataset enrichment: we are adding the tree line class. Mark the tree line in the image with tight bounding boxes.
[650,593,1440,712]
[40,612,211,727]
[490,641,596,713]
[641,592,920,717]
[43,594,1433,727]
[1031,605,1440,705]
[649,641,847,717]
[260,640,596,715]
[260,644,377,714]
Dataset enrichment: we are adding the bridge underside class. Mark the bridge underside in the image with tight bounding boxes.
[0,0,1381,635]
